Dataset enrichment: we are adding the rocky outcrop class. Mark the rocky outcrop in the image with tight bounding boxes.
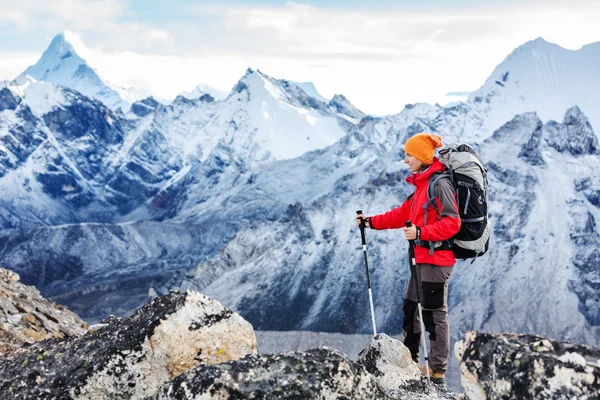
[4,282,600,400]
[358,334,462,400]
[154,347,383,399]
[0,268,87,354]
[328,94,365,120]
[0,87,21,111]
[131,96,160,117]
[456,331,600,400]
[0,291,256,399]
[544,106,599,156]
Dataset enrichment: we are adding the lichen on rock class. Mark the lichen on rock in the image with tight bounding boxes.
[0,290,256,399]
[457,331,600,400]
[154,347,383,400]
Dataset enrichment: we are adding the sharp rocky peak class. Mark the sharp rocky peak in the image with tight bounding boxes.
[46,31,79,57]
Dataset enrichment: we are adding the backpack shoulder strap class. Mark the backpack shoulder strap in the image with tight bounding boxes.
[421,171,454,255]
[424,171,451,221]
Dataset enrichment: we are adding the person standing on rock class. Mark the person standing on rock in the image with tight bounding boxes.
[356,132,460,385]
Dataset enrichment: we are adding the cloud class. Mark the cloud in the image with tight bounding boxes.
[1,0,600,115]
[0,0,171,51]
[0,53,38,79]
[0,0,123,30]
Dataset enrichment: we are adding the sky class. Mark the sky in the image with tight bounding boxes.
[0,0,599,115]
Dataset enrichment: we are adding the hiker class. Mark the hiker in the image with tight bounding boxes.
[356,132,461,384]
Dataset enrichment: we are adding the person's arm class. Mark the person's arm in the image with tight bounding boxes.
[419,178,461,241]
[370,196,411,230]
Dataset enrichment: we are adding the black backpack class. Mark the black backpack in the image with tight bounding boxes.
[425,144,490,260]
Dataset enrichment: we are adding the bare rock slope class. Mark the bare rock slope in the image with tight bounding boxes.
[0,267,87,354]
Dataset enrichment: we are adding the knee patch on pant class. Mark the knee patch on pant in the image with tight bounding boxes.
[402,299,418,331]
[402,299,420,359]
[423,310,436,341]
[422,281,445,309]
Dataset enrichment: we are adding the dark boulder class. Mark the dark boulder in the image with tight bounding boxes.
[154,347,385,400]
[456,331,600,399]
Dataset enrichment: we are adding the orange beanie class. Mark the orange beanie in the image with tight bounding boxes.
[403,132,443,164]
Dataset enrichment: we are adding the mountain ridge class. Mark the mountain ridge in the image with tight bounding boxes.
[0,35,598,370]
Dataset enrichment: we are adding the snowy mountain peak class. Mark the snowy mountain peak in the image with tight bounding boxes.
[47,31,77,55]
[21,32,87,82]
[524,36,552,47]
[504,37,562,60]
[130,96,162,117]
[544,106,599,156]
[467,37,600,138]
[178,84,227,102]
[564,105,588,125]
[235,69,308,106]
[17,32,145,111]
[290,81,328,103]
[233,70,328,111]
[328,94,365,120]
[45,31,79,58]
[191,68,348,161]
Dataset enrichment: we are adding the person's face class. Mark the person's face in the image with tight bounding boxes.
[404,153,423,173]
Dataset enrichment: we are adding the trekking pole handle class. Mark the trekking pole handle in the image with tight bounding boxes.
[356,210,366,230]
[405,221,416,257]
[356,210,367,245]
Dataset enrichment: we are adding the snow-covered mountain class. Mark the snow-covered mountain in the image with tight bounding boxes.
[16,32,146,111]
[0,35,599,373]
[178,83,228,102]
[380,38,600,148]
[0,66,363,230]
[147,69,352,163]
[290,81,329,103]
[468,37,600,138]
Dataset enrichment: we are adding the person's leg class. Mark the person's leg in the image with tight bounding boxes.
[420,263,453,376]
[402,265,421,362]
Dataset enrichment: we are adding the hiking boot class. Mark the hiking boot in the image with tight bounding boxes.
[419,365,445,384]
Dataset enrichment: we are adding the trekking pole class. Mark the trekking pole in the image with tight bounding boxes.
[405,220,430,381]
[356,210,377,336]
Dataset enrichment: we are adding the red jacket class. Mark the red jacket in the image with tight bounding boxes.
[370,158,461,266]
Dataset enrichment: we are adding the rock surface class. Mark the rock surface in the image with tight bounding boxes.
[358,333,462,400]
[456,331,600,400]
[0,291,256,399]
[358,333,420,390]
[154,347,385,400]
[4,281,600,400]
[0,267,87,354]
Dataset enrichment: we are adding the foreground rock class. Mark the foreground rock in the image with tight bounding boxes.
[358,334,420,392]
[154,347,385,399]
[0,291,256,399]
[0,268,87,354]
[457,331,600,400]
[358,333,462,400]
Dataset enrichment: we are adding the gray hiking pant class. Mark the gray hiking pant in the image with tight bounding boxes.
[402,263,453,373]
